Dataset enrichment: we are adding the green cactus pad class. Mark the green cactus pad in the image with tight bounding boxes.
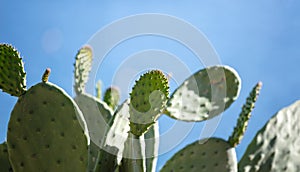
[97,100,131,171]
[0,44,26,97]
[104,86,120,110]
[129,70,169,136]
[7,82,89,171]
[228,82,262,147]
[144,122,159,172]
[0,142,13,172]
[74,45,93,95]
[75,93,112,146]
[74,93,113,171]
[161,138,238,172]
[166,65,241,122]
[119,133,146,172]
[239,100,300,172]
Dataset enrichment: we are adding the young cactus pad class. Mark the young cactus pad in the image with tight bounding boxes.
[239,100,300,172]
[166,65,241,122]
[74,45,93,95]
[0,142,12,172]
[129,70,169,136]
[228,82,262,147]
[161,138,238,172]
[0,44,26,97]
[7,82,89,171]
[104,86,121,110]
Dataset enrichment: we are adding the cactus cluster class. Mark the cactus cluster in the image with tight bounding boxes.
[0,42,299,172]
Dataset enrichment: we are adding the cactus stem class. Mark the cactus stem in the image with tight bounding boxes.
[228,81,262,147]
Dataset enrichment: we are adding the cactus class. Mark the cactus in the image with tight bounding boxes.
[129,70,169,136]
[239,100,300,172]
[7,70,89,171]
[0,44,26,97]
[104,86,121,110]
[166,65,241,122]
[161,138,238,172]
[228,82,262,147]
[144,122,159,172]
[0,142,13,172]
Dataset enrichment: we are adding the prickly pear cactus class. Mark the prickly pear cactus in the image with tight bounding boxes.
[228,82,262,147]
[0,44,26,97]
[161,138,237,172]
[239,100,300,172]
[0,142,12,172]
[166,65,241,122]
[97,99,131,171]
[104,86,120,110]
[74,45,93,95]
[129,70,169,136]
[7,80,89,171]
[144,122,159,172]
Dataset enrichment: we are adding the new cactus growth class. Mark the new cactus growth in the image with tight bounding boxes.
[104,86,121,110]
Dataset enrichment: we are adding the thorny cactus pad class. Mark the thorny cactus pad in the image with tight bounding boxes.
[129,70,169,136]
[7,82,89,171]
[166,65,241,122]
[228,82,262,147]
[239,100,300,172]
[74,45,93,95]
[161,138,238,172]
[0,44,26,97]
[104,86,121,110]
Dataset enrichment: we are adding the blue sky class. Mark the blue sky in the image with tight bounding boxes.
[1,0,300,170]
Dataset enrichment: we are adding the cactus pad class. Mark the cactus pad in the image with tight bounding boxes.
[161,138,237,172]
[74,45,93,95]
[129,70,169,136]
[166,65,241,122]
[0,44,26,97]
[0,142,13,172]
[7,82,89,171]
[228,82,262,147]
[104,86,120,110]
[144,122,159,172]
[239,100,300,172]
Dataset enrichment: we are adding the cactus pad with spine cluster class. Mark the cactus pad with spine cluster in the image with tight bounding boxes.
[7,81,89,171]
[161,138,237,172]
[74,45,93,95]
[129,70,169,136]
[239,100,300,172]
[104,86,121,110]
[166,65,241,122]
[0,44,26,97]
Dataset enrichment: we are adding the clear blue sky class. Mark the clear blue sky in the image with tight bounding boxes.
[1,0,300,171]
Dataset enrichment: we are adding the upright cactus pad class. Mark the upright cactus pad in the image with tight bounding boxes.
[7,82,89,171]
[0,44,26,97]
[104,86,121,110]
[166,65,241,122]
[239,100,300,172]
[161,138,237,172]
[228,82,262,147]
[74,45,93,95]
[97,100,131,171]
[144,122,159,172]
[129,70,169,136]
[0,142,12,172]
